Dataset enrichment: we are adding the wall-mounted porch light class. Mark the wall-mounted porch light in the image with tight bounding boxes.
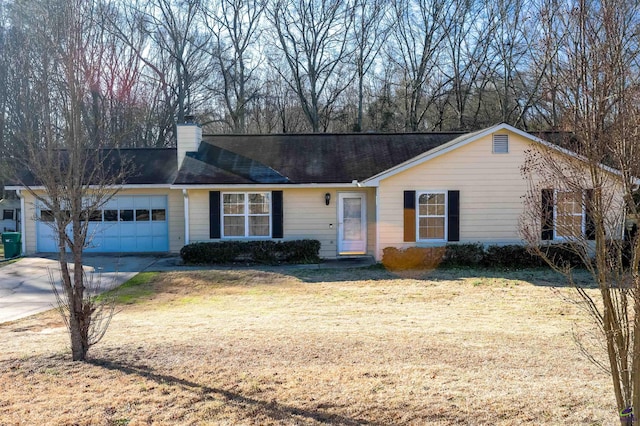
[325,192,331,206]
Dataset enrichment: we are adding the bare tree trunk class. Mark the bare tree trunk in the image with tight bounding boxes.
[6,0,128,362]
[268,0,355,133]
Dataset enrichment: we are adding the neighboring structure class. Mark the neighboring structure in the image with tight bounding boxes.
[6,123,628,260]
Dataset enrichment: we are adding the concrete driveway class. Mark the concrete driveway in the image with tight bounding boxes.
[0,254,161,324]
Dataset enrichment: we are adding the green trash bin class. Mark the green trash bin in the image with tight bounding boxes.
[2,232,21,259]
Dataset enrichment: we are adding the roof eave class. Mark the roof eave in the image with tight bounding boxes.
[172,182,362,189]
[5,184,174,191]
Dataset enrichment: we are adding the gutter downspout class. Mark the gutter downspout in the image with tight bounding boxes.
[375,188,380,261]
[17,190,26,255]
[183,189,190,245]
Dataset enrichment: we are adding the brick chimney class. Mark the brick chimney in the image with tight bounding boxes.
[176,115,202,167]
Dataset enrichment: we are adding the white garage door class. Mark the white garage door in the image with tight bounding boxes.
[37,195,169,253]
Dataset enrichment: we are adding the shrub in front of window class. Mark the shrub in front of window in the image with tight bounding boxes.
[481,245,544,268]
[383,243,591,270]
[180,239,320,265]
[440,243,485,267]
[540,243,589,268]
[179,241,244,264]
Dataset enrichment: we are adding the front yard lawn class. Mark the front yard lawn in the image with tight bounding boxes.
[0,267,613,425]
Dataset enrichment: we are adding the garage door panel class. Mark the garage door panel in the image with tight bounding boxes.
[120,236,137,249]
[136,236,153,250]
[150,222,166,236]
[37,195,169,253]
[119,222,136,234]
[102,237,121,252]
[150,196,165,208]
[134,222,151,235]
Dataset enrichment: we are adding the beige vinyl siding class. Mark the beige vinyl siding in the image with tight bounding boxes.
[376,130,626,258]
[284,188,338,258]
[187,187,376,259]
[22,191,37,254]
[21,188,184,254]
[186,190,211,242]
[377,130,540,256]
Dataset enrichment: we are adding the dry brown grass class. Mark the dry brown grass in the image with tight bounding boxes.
[0,267,615,425]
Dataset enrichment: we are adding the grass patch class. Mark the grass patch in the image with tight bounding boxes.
[99,271,159,304]
[0,268,614,425]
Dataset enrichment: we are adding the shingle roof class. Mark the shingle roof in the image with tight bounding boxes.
[14,127,583,188]
[174,132,464,185]
[177,144,289,184]
[9,148,177,187]
[120,148,178,184]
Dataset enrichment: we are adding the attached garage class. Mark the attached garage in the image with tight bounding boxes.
[37,195,169,253]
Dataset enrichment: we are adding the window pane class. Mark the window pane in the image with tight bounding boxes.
[40,210,54,222]
[419,193,445,215]
[418,192,446,240]
[224,216,244,236]
[3,209,13,220]
[557,192,582,214]
[249,193,270,214]
[556,191,583,238]
[418,217,445,240]
[418,194,431,205]
[249,216,270,236]
[88,210,102,222]
[152,209,166,221]
[120,209,134,222]
[224,194,245,214]
[343,198,362,240]
[556,215,582,237]
[136,209,150,221]
[104,210,118,221]
[344,198,362,218]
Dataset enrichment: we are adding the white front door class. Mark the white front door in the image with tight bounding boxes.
[338,192,367,255]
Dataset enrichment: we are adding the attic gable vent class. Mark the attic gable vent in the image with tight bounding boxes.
[492,134,509,154]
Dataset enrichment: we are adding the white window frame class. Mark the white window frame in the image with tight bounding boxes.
[221,192,271,238]
[553,189,585,240]
[416,191,447,242]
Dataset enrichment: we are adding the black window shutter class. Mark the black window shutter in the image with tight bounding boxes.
[447,190,460,242]
[272,190,284,238]
[585,189,595,240]
[541,189,554,241]
[404,191,416,242]
[209,191,221,239]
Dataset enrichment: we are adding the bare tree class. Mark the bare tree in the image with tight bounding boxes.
[118,0,211,125]
[439,0,492,130]
[351,0,389,132]
[6,0,128,361]
[267,0,355,132]
[201,0,266,133]
[521,0,640,421]
[387,0,451,131]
